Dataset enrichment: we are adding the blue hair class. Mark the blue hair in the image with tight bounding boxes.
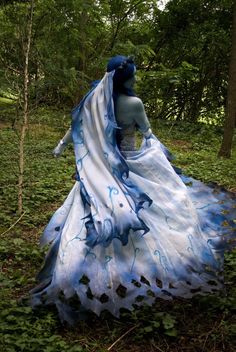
[107,55,136,98]
[107,55,136,148]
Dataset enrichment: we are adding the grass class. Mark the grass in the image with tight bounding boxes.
[0,104,235,352]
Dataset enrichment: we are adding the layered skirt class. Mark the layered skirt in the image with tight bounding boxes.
[31,137,236,323]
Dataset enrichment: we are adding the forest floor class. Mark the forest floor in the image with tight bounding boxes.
[0,102,236,352]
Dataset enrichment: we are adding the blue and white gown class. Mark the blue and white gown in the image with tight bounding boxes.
[31,72,236,323]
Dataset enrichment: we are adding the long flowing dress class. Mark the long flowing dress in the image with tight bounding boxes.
[31,71,236,324]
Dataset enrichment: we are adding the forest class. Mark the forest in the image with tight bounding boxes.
[0,0,236,351]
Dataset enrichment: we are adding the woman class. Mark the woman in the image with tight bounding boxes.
[31,56,236,324]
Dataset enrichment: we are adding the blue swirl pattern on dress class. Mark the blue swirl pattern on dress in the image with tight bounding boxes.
[31,72,236,324]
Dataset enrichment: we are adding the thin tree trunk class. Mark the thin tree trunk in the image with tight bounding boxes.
[218,0,236,158]
[18,0,34,214]
[188,80,205,121]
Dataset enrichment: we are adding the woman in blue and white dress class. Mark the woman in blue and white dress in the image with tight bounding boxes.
[31,56,236,324]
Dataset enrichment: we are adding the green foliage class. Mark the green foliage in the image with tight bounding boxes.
[137,61,200,120]
[124,308,178,338]
[139,0,234,122]
[0,301,84,352]
[0,0,159,106]
[0,0,235,128]
[154,120,236,189]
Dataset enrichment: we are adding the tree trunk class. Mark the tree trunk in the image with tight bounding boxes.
[18,0,34,214]
[218,1,236,158]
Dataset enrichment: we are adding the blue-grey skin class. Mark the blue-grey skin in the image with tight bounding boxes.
[116,76,151,135]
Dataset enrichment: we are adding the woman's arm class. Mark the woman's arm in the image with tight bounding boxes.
[132,97,152,138]
[53,127,72,157]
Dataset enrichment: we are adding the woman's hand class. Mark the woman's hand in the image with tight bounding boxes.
[52,127,72,157]
[143,128,153,139]
[52,140,67,157]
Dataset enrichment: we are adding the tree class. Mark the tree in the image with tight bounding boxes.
[138,0,234,122]
[18,0,34,213]
[218,0,236,158]
[1,0,234,126]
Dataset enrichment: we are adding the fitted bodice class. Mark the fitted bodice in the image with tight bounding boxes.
[117,122,136,151]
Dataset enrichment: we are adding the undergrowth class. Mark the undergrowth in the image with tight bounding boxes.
[0,105,235,352]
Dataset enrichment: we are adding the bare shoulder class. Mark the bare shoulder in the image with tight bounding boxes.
[117,95,144,111]
[127,96,143,105]
[129,96,145,112]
